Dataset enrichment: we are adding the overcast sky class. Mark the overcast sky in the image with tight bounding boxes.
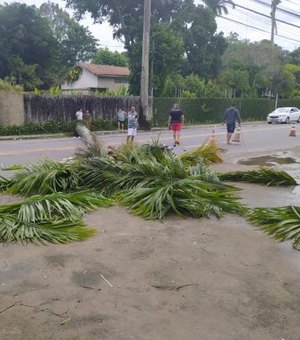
[1,0,299,52]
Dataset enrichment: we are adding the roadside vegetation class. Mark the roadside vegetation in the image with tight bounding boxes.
[0,120,116,136]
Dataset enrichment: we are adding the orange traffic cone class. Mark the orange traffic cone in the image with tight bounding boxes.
[232,127,241,142]
[289,124,296,137]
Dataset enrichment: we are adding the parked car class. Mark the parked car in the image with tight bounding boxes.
[267,107,300,124]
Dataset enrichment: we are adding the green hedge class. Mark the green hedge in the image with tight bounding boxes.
[0,120,116,136]
[152,97,280,126]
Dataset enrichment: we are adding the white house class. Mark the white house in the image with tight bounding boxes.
[61,63,130,94]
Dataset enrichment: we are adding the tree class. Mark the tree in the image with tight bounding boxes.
[218,68,251,98]
[222,38,287,97]
[39,1,97,78]
[92,48,128,66]
[202,0,235,16]
[181,4,227,79]
[64,0,226,94]
[0,3,58,89]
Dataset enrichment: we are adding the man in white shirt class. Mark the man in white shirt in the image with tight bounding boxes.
[75,108,83,120]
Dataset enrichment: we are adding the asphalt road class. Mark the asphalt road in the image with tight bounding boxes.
[0,122,299,167]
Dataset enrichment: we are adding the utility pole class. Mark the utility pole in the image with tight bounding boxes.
[140,0,152,120]
[271,0,281,44]
[270,0,281,106]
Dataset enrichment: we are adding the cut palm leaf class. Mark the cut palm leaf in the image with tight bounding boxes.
[180,140,224,166]
[0,176,12,192]
[218,167,297,186]
[78,151,219,196]
[0,218,95,244]
[7,159,81,196]
[119,178,245,219]
[1,164,24,171]
[247,206,300,249]
[0,191,113,224]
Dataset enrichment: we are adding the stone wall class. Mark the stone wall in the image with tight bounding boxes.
[0,93,25,126]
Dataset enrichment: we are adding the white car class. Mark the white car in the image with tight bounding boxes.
[267,107,300,124]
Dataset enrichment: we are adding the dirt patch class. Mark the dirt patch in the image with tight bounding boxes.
[1,152,300,340]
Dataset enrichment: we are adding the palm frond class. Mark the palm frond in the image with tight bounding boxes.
[0,176,13,192]
[180,140,224,166]
[120,177,245,220]
[0,191,112,224]
[1,164,24,171]
[0,218,95,244]
[0,191,111,243]
[6,159,81,196]
[247,206,300,249]
[78,148,220,196]
[218,167,297,186]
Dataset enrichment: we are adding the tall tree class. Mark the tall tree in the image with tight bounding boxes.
[64,0,225,95]
[39,1,97,76]
[222,38,289,97]
[202,0,235,16]
[0,3,58,89]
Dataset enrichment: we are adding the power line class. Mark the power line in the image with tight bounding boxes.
[219,15,300,44]
[234,3,300,30]
[250,0,300,18]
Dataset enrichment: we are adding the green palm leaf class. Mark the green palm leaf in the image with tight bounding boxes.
[0,191,112,243]
[6,159,81,196]
[0,191,112,223]
[0,176,12,192]
[247,206,300,249]
[120,177,244,219]
[0,218,95,244]
[218,167,297,186]
[180,140,224,166]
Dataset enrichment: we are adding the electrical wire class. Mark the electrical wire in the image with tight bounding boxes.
[219,15,300,44]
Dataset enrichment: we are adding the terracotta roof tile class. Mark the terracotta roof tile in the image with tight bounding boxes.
[77,63,130,77]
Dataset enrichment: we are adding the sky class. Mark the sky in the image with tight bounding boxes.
[1,0,300,52]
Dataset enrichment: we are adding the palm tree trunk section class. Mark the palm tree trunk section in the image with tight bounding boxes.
[75,121,98,148]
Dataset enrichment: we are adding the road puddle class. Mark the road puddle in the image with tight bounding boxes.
[238,155,298,166]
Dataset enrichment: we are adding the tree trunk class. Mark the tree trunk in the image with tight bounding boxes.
[75,121,98,149]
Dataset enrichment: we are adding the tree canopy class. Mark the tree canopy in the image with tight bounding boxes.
[0,3,58,89]
[64,0,227,95]
[92,48,128,66]
[0,2,97,90]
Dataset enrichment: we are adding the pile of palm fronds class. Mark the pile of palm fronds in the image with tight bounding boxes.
[247,206,300,250]
[180,140,224,166]
[218,167,297,186]
[0,159,112,244]
[5,140,298,248]
[0,141,246,243]
[77,144,244,219]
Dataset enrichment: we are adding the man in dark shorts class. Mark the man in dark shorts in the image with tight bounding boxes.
[223,103,241,144]
[168,103,184,147]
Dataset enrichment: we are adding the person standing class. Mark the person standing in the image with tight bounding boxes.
[75,108,83,120]
[168,103,184,147]
[223,103,241,144]
[83,109,92,129]
[126,105,138,143]
[117,107,126,130]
